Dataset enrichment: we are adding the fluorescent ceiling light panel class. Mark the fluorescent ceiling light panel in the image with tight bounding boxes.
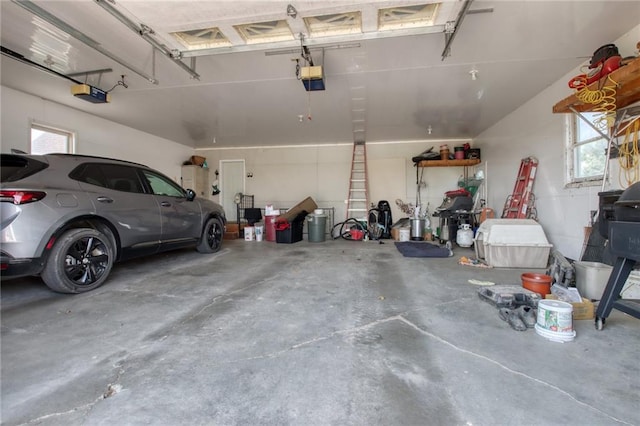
[378,3,440,31]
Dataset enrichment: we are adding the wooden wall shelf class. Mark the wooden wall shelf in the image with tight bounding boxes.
[417,158,481,167]
[553,57,640,114]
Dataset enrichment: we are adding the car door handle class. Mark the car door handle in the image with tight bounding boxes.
[161,201,171,207]
[96,196,114,203]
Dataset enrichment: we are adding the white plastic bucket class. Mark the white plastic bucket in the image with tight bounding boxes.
[535,299,575,342]
[254,225,264,241]
[399,228,410,242]
[244,226,255,241]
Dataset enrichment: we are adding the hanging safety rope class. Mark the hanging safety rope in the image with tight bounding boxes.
[296,35,313,121]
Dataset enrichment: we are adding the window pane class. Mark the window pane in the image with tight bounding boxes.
[575,139,607,178]
[577,112,607,141]
[100,164,144,193]
[31,127,70,154]
[144,171,184,197]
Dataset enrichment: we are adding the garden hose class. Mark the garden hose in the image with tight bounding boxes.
[574,74,618,130]
[618,118,640,187]
[332,217,367,241]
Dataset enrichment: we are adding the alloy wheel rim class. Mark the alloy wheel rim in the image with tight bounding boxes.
[64,236,110,285]
[208,223,222,249]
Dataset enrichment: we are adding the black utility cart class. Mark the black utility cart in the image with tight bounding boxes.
[595,183,640,330]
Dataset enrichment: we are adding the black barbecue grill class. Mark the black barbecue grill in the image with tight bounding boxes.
[433,192,474,244]
[595,182,640,330]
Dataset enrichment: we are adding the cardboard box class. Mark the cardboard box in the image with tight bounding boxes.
[190,155,206,166]
[545,294,595,320]
[226,222,240,233]
[276,197,317,223]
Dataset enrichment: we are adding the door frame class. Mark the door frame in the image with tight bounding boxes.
[219,159,245,221]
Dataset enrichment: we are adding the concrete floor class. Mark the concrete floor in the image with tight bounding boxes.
[1,238,639,426]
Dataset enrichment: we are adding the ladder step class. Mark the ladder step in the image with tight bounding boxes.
[349,199,367,202]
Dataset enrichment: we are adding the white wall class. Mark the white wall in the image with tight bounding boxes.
[0,86,194,182]
[0,84,480,232]
[474,24,640,260]
[7,22,636,259]
[198,139,477,226]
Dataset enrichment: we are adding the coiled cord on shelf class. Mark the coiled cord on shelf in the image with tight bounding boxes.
[574,74,618,131]
[618,118,640,187]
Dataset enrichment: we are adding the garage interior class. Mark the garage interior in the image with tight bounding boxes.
[1,1,640,425]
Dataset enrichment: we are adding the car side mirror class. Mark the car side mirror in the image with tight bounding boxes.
[185,189,196,201]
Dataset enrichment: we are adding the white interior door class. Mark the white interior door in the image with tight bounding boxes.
[220,160,245,222]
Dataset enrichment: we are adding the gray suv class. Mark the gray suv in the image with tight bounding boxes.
[1,153,226,293]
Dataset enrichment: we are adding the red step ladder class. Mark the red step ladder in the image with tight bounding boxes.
[502,157,538,219]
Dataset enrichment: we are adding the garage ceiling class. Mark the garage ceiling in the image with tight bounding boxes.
[1,1,638,148]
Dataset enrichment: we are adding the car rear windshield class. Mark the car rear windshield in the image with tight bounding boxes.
[0,154,49,183]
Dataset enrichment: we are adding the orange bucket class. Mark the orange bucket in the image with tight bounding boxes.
[521,273,552,297]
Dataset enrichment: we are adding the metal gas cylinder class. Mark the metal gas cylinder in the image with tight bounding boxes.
[456,224,474,247]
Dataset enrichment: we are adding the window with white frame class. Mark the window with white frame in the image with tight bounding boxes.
[30,123,74,154]
[567,112,608,184]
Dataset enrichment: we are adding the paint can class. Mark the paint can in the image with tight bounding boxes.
[454,146,465,159]
[439,144,450,160]
[399,228,410,242]
[535,299,575,342]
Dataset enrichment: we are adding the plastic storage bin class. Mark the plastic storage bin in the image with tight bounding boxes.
[573,261,613,300]
[275,216,305,244]
[473,219,552,268]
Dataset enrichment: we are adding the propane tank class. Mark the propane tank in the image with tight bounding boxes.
[456,224,474,248]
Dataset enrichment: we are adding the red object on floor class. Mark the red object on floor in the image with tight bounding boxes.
[265,215,277,242]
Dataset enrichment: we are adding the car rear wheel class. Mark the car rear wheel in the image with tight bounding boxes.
[197,217,223,253]
[41,228,114,293]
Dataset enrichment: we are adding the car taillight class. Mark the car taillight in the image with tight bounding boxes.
[0,191,46,205]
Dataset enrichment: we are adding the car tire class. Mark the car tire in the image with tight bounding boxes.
[197,217,223,253]
[41,228,114,294]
